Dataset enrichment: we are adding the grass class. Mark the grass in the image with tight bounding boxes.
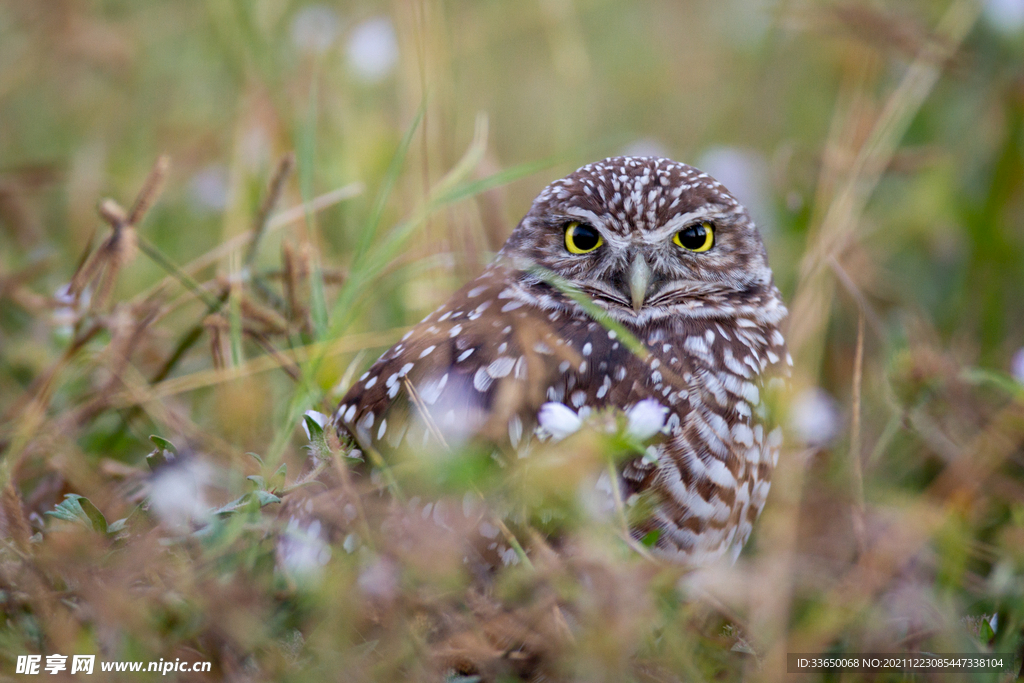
[2,0,1024,681]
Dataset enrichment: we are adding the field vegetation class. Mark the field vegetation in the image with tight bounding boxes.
[1,1,1023,680]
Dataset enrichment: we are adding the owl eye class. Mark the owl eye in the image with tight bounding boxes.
[564,221,604,254]
[673,221,715,252]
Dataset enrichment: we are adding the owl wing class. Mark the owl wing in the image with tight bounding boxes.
[334,266,582,456]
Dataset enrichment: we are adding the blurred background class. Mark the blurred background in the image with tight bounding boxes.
[1,0,1024,681]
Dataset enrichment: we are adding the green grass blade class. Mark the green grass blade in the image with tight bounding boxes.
[527,264,648,359]
[355,103,425,262]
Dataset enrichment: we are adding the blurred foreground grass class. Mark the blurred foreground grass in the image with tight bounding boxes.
[2,0,1024,681]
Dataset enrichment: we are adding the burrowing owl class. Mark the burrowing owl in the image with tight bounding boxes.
[334,156,789,566]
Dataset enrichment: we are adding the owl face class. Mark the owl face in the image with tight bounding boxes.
[499,157,774,324]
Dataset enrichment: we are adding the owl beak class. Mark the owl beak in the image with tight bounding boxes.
[629,253,653,314]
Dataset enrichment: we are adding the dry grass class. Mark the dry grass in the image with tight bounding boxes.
[1,0,1024,681]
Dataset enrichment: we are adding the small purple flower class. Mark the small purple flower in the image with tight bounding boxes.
[347,17,398,82]
[537,402,583,441]
[1011,348,1024,384]
[278,517,332,581]
[791,387,841,447]
[625,399,669,440]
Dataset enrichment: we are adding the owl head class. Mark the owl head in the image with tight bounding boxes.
[498,156,775,323]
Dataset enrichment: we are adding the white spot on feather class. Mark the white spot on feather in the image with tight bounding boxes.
[473,367,493,392]
[487,356,515,378]
[508,415,523,448]
[418,373,448,405]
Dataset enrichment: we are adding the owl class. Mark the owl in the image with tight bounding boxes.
[334,156,789,566]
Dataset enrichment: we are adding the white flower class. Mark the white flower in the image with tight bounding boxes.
[346,17,398,83]
[621,138,669,158]
[302,410,330,440]
[188,165,229,212]
[1011,348,1024,384]
[52,283,91,332]
[625,399,668,440]
[54,283,75,307]
[577,473,616,521]
[698,147,772,235]
[357,557,398,600]
[278,517,332,580]
[290,4,340,54]
[149,459,212,532]
[790,387,840,447]
[985,0,1024,35]
[537,402,583,441]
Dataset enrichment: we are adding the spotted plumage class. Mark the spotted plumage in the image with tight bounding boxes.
[335,156,789,566]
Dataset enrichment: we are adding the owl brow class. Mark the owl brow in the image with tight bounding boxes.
[558,207,630,248]
[641,206,721,244]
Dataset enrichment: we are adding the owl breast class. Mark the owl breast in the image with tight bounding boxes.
[334,262,789,567]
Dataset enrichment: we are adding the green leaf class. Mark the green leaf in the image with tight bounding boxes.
[147,435,178,472]
[303,414,333,461]
[254,490,281,507]
[149,435,177,453]
[979,616,996,642]
[640,529,662,548]
[78,497,108,534]
[210,488,280,517]
[303,413,325,438]
[247,475,267,490]
[271,463,287,489]
[45,497,83,523]
[45,494,108,534]
[107,504,142,536]
[961,368,1024,399]
[213,495,251,517]
[107,518,128,534]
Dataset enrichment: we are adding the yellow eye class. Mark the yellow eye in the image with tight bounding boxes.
[564,222,604,254]
[673,221,715,252]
